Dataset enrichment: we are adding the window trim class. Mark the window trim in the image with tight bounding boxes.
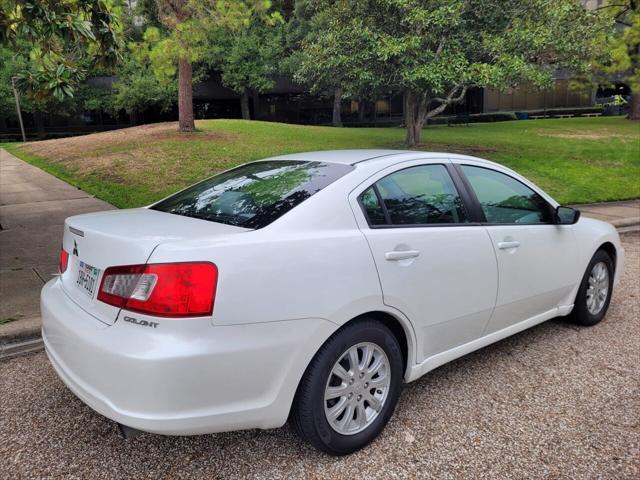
[357,163,480,229]
[455,163,557,226]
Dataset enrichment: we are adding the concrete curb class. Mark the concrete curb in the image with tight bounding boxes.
[0,315,41,346]
[0,337,43,361]
[609,218,640,228]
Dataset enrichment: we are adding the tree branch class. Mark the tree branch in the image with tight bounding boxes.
[428,84,467,106]
[426,84,469,118]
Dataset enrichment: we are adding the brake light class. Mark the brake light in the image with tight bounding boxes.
[60,248,69,273]
[98,262,217,317]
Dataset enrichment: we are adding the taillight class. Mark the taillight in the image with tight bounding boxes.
[98,262,217,317]
[60,248,69,273]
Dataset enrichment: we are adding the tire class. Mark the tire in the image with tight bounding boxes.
[290,318,403,455]
[570,249,614,326]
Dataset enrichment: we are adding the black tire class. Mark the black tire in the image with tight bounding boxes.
[570,249,614,326]
[290,318,403,455]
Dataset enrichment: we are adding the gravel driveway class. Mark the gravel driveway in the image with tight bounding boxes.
[1,233,638,480]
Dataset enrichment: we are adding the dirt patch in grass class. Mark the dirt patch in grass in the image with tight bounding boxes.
[72,145,173,177]
[420,143,500,156]
[536,129,629,141]
[22,122,238,164]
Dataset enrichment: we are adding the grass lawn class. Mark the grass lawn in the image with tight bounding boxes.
[2,116,638,208]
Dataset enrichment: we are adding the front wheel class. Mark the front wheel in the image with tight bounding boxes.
[570,249,614,326]
[290,318,403,455]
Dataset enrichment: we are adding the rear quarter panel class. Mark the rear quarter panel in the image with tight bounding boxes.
[148,228,384,327]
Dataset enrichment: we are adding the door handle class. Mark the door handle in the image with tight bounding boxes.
[385,250,420,261]
[497,241,521,250]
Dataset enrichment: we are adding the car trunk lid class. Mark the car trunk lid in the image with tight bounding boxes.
[60,208,248,325]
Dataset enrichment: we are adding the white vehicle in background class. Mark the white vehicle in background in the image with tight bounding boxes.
[42,150,623,455]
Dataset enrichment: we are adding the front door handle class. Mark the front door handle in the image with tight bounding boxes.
[385,250,420,261]
[497,241,521,250]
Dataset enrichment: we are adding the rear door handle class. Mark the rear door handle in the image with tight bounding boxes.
[497,241,521,250]
[385,250,420,261]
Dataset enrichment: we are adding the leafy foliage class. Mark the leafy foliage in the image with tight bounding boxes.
[0,46,30,117]
[593,1,639,118]
[0,0,123,102]
[111,28,177,114]
[292,3,378,99]
[291,0,603,144]
[147,0,281,83]
[219,22,284,97]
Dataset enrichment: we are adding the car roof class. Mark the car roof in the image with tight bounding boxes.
[262,150,413,165]
[261,149,500,167]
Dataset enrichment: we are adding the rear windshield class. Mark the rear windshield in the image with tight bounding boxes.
[151,160,353,229]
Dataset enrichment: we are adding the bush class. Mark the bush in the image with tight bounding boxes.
[524,106,604,117]
[427,112,517,125]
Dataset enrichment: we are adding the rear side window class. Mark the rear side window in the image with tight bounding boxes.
[360,187,386,224]
[361,165,468,226]
[152,161,353,229]
[460,165,552,224]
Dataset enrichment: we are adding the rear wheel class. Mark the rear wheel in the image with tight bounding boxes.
[570,250,614,326]
[290,318,403,455]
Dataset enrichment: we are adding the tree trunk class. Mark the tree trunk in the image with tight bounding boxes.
[403,90,426,147]
[178,58,195,132]
[251,92,260,120]
[332,87,343,127]
[240,90,251,120]
[629,91,640,120]
[358,99,366,122]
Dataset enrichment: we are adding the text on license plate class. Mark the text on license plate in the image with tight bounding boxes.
[76,261,100,298]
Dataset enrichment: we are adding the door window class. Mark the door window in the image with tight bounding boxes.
[360,165,468,225]
[460,165,552,224]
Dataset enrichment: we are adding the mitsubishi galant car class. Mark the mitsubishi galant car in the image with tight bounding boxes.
[42,150,623,455]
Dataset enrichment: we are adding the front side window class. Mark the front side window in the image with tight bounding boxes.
[152,161,353,229]
[361,165,468,225]
[461,165,552,224]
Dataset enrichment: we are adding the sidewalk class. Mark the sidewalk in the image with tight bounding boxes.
[572,200,640,228]
[0,145,638,348]
[0,148,114,343]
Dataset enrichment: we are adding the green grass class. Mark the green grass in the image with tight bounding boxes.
[2,117,639,207]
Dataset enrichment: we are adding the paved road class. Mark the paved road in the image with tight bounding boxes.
[1,233,638,479]
[0,148,113,333]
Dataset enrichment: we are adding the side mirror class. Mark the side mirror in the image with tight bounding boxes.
[556,206,580,225]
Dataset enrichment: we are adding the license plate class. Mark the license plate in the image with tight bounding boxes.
[76,261,100,298]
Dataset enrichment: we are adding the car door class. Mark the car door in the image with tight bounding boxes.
[456,162,579,334]
[350,160,498,363]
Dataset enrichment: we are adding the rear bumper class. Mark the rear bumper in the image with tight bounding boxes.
[41,278,337,435]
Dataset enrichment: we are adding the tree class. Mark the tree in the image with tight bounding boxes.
[297,0,602,146]
[0,46,30,128]
[0,0,122,102]
[112,29,177,118]
[219,23,284,120]
[288,1,377,127]
[0,43,108,137]
[152,0,281,132]
[595,1,640,120]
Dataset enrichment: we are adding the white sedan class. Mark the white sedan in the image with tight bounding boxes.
[42,150,624,455]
